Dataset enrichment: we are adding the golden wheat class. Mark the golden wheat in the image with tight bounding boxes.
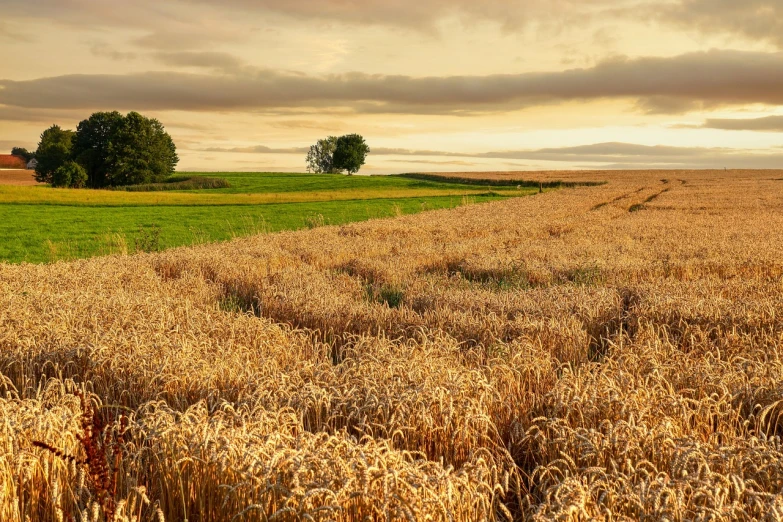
[1,169,782,520]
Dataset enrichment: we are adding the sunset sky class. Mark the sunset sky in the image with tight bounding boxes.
[2,0,783,173]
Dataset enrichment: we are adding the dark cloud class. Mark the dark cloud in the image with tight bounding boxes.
[373,148,456,156]
[0,0,600,47]
[160,0,620,33]
[2,50,783,115]
[1,0,246,51]
[180,0,586,30]
[0,107,86,124]
[132,30,243,51]
[152,52,246,72]
[699,115,783,132]
[88,42,138,61]
[0,0,626,37]
[202,145,310,154]
[0,139,34,151]
[387,159,478,166]
[268,120,345,131]
[660,0,783,47]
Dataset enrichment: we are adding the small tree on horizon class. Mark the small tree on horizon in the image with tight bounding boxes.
[306,136,339,173]
[332,134,370,175]
[11,147,34,162]
[306,134,369,175]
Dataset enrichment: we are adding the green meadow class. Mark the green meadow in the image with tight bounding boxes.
[0,172,537,263]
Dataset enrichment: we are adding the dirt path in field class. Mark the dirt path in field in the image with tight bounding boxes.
[0,170,40,185]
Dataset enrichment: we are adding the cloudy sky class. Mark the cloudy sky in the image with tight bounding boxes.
[2,0,783,172]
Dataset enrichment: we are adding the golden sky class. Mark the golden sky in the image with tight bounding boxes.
[2,0,783,172]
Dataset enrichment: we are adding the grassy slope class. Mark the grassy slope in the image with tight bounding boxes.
[0,171,536,263]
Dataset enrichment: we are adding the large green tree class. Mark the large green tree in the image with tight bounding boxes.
[34,125,74,184]
[332,134,370,175]
[71,111,124,188]
[103,112,179,186]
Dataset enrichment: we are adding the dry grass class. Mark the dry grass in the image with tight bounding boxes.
[1,169,783,520]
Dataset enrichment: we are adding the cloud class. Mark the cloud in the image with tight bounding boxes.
[88,41,138,61]
[1,0,247,51]
[202,145,310,154]
[387,159,479,166]
[0,107,86,124]
[699,115,783,132]
[0,21,33,42]
[132,30,243,51]
[659,0,783,48]
[2,50,783,115]
[373,147,456,156]
[152,51,246,72]
[0,0,616,52]
[182,0,545,30]
[268,120,343,131]
[0,139,33,151]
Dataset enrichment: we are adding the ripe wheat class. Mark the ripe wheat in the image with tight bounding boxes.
[1,169,782,520]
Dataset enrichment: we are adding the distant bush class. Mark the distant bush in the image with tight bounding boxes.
[51,161,87,188]
[11,147,34,162]
[398,173,605,188]
[114,176,230,192]
[365,283,405,308]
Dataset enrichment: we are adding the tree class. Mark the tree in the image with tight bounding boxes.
[306,136,339,173]
[11,147,34,162]
[51,161,87,188]
[332,134,370,175]
[103,112,178,186]
[71,111,124,188]
[34,125,74,184]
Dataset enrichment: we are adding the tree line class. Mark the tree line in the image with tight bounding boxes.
[26,111,178,188]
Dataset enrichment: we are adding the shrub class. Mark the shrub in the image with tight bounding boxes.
[116,176,230,192]
[365,283,405,308]
[51,161,87,188]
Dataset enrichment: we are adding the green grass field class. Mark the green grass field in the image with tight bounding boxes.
[0,172,538,263]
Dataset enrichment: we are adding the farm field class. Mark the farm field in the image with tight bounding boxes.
[0,169,40,186]
[2,169,783,520]
[0,171,536,263]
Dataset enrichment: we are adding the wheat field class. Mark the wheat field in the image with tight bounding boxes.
[2,169,783,521]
